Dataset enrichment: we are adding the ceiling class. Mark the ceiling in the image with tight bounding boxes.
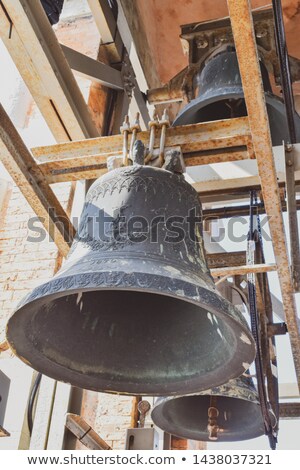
[123,0,300,91]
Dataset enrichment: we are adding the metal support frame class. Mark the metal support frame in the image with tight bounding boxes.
[211,264,277,278]
[279,402,300,418]
[30,125,300,199]
[0,104,75,258]
[61,44,124,91]
[32,117,253,183]
[227,0,300,391]
[285,144,300,291]
[87,0,150,128]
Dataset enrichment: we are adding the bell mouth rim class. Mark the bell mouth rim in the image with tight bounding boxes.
[7,272,255,396]
[173,90,290,127]
[151,397,264,442]
[152,381,260,406]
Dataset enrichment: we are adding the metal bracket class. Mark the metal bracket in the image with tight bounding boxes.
[267,322,288,337]
[125,428,159,450]
[121,54,136,99]
[147,9,300,105]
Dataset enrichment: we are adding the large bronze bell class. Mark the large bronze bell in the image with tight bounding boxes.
[174,50,300,145]
[6,157,255,395]
[151,374,272,442]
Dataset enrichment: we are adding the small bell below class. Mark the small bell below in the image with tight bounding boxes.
[151,374,275,442]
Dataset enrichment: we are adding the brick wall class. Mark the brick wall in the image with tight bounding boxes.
[0,182,74,350]
[0,6,135,451]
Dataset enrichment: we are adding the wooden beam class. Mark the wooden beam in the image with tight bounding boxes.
[65,414,112,450]
[0,0,98,141]
[211,264,277,278]
[0,104,75,258]
[61,44,124,91]
[228,0,300,391]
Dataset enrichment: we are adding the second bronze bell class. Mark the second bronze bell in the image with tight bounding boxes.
[151,374,276,442]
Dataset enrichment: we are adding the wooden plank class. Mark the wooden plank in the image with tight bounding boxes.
[46,383,72,450]
[66,414,112,451]
[0,3,68,142]
[61,44,124,91]
[211,263,277,278]
[0,0,98,141]
[0,104,75,258]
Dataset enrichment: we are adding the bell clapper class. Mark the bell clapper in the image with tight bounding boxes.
[145,112,159,163]
[207,396,220,440]
[120,115,131,166]
[158,109,170,167]
[129,112,141,163]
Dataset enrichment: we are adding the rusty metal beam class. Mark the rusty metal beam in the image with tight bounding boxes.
[211,264,277,279]
[32,117,251,162]
[61,44,124,91]
[0,104,75,258]
[285,145,300,291]
[203,201,300,220]
[32,117,253,183]
[227,0,300,391]
[65,414,112,450]
[279,402,300,418]
[31,123,300,195]
[206,251,246,269]
[0,0,98,141]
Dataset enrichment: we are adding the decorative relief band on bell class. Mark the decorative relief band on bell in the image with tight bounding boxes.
[16,270,250,331]
[85,166,199,205]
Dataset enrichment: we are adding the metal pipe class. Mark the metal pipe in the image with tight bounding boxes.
[272,0,297,144]
[202,200,300,220]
